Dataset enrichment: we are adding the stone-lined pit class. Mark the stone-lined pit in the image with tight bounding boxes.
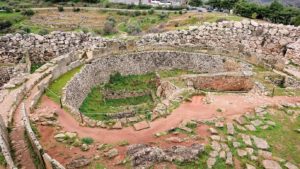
[62,51,253,126]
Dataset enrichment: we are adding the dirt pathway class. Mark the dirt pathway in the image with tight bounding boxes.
[36,93,300,144]
[9,75,52,169]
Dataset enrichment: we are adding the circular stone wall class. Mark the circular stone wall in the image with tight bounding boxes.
[63,51,249,111]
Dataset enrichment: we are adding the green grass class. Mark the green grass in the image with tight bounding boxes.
[46,66,82,103]
[104,72,156,92]
[88,162,106,169]
[30,63,43,73]
[251,110,300,164]
[253,66,300,96]
[158,69,194,78]
[0,153,6,166]
[81,137,94,145]
[79,85,154,120]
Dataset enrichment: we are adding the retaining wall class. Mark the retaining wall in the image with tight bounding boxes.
[63,51,248,110]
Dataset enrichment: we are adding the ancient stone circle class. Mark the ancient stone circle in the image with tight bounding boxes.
[0,19,300,169]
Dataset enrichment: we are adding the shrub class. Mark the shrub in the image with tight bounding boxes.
[38,29,49,35]
[0,20,12,30]
[20,26,31,33]
[73,7,80,12]
[81,137,94,145]
[0,6,13,13]
[21,9,35,16]
[148,9,154,15]
[15,8,21,12]
[58,6,64,12]
[126,23,141,35]
[102,16,117,35]
[179,10,183,14]
[158,12,168,20]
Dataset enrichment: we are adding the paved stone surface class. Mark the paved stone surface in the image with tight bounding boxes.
[237,149,247,157]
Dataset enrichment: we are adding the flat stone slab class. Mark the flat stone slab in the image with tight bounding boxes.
[133,121,150,131]
[262,160,282,169]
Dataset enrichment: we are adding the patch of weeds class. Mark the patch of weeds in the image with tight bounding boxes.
[216,108,222,113]
[117,140,129,146]
[24,131,44,169]
[88,162,106,169]
[81,137,94,145]
[30,121,40,138]
[46,66,82,103]
[30,63,43,73]
[0,153,6,166]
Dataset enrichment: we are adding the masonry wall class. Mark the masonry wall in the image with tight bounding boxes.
[137,20,300,69]
[64,51,247,109]
[181,72,254,91]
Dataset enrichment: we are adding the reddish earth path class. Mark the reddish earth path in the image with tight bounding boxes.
[37,93,300,144]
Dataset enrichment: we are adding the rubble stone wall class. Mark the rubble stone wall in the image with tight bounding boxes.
[137,20,300,69]
[0,66,13,87]
[181,72,254,91]
[0,115,16,169]
[64,51,247,109]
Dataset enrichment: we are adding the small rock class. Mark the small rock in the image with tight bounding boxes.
[240,134,252,146]
[261,125,269,130]
[245,124,256,131]
[104,148,119,158]
[209,128,218,134]
[211,141,221,151]
[210,135,221,141]
[251,119,263,126]
[166,137,184,143]
[246,164,256,169]
[234,116,246,125]
[112,121,122,129]
[207,157,216,169]
[250,155,258,161]
[252,136,269,150]
[225,152,233,165]
[233,142,241,148]
[219,151,226,159]
[258,150,272,158]
[209,151,218,158]
[262,160,282,169]
[285,162,299,169]
[266,121,276,126]
[215,122,224,128]
[237,149,247,157]
[81,144,89,151]
[227,123,235,135]
[245,148,254,155]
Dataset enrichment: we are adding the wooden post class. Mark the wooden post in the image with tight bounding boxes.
[59,97,63,109]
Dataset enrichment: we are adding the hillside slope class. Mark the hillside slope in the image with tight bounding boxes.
[248,0,300,8]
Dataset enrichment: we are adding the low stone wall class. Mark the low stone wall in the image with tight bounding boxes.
[181,71,254,91]
[63,51,247,110]
[0,115,16,169]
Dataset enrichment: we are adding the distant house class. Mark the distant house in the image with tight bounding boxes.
[109,0,187,6]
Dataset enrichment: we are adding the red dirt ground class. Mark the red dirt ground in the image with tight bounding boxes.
[35,93,300,168]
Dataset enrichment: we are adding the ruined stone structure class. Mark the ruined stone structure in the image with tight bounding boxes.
[63,51,248,110]
[0,19,299,169]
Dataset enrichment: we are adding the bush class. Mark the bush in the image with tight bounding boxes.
[0,6,13,13]
[20,26,31,33]
[148,9,154,15]
[291,15,300,26]
[73,7,80,12]
[81,137,94,145]
[58,6,64,12]
[102,17,117,35]
[158,12,168,20]
[15,8,21,12]
[126,23,141,35]
[0,20,12,31]
[21,9,35,16]
[38,29,49,35]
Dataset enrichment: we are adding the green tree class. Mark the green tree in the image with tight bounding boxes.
[189,0,203,7]
[206,0,222,9]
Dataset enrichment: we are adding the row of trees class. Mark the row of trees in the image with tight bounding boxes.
[188,0,300,26]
